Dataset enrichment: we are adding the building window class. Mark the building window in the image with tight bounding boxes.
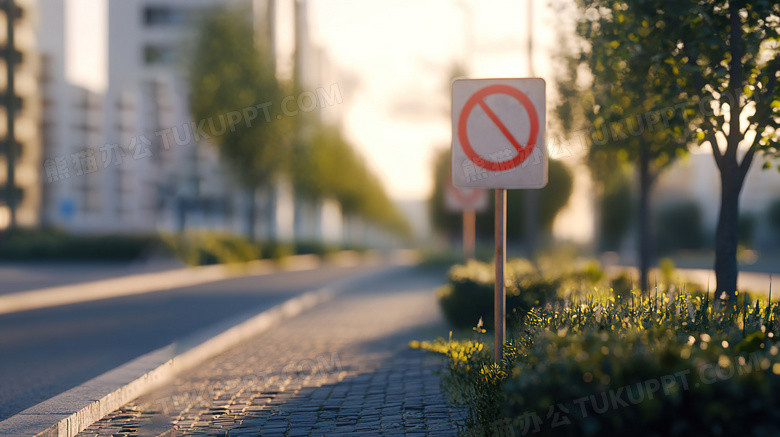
[144,45,176,65]
[143,6,186,26]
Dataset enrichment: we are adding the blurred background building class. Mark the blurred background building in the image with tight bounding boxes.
[653,152,780,253]
[0,0,41,229]
[38,0,255,234]
[23,0,359,245]
[3,0,777,260]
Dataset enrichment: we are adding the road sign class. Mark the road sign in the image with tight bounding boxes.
[58,198,75,222]
[451,78,548,364]
[444,176,487,260]
[444,180,488,212]
[451,78,547,189]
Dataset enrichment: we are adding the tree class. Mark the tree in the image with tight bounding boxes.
[558,1,694,292]
[293,125,410,237]
[189,7,289,239]
[565,0,780,302]
[667,0,779,304]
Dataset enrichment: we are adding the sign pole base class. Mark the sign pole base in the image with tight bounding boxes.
[494,189,506,364]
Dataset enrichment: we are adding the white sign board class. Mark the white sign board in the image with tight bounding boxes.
[444,180,488,212]
[451,78,547,189]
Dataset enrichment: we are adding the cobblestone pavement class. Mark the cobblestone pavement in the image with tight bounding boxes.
[77,267,465,436]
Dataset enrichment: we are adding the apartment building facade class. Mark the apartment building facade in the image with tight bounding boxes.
[1,0,41,229]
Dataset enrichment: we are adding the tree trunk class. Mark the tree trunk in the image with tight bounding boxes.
[523,191,539,257]
[714,166,743,308]
[637,144,652,294]
[246,187,257,242]
[267,185,277,242]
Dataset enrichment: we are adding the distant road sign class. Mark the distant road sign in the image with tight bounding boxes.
[451,78,547,189]
[444,179,488,212]
[58,198,75,222]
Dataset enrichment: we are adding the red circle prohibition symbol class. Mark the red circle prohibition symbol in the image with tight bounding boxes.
[447,182,484,205]
[458,84,539,172]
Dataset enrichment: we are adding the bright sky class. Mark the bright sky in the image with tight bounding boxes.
[306,0,567,201]
[301,0,592,242]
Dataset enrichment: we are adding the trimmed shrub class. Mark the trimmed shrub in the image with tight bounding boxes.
[436,259,607,330]
[437,259,560,330]
[503,327,780,437]
[422,283,780,437]
[0,229,162,261]
[161,232,262,266]
[293,241,338,257]
[0,229,348,265]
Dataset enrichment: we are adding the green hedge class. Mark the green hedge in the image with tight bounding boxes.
[436,259,605,330]
[0,229,162,261]
[162,234,345,265]
[503,327,780,437]
[0,229,347,265]
[420,275,780,436]
[161,232,262,266]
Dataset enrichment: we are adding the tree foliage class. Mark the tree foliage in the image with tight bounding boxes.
[188,8,408,238]
[561,0,780,297]
[559,3,695,178]
[558,0,698,291]
[189,7,289,188]
[293,126,410,236]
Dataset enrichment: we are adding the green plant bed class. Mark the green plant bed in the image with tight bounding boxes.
[437,259,606,330]
[293,241,338,257]
[421,284,780,436]
[503,328,780,437]
[0,229,163,261]
[161,232,262,266]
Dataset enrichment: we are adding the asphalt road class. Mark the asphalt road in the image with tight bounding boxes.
[0,263,393,421]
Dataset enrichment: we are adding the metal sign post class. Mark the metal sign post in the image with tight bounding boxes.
[445,177,487,261]
[494,188,506,363]
[463,208,476,260]
[451,78,547,364]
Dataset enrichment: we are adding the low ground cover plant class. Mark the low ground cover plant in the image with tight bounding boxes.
[418,259,780,436]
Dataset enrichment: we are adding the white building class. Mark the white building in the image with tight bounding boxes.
[34,0,350,244]
[38,0,260,234]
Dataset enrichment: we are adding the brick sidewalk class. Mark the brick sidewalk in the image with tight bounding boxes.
[77,267,464,436]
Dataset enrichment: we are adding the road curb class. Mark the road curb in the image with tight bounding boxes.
[0,280,345,437]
